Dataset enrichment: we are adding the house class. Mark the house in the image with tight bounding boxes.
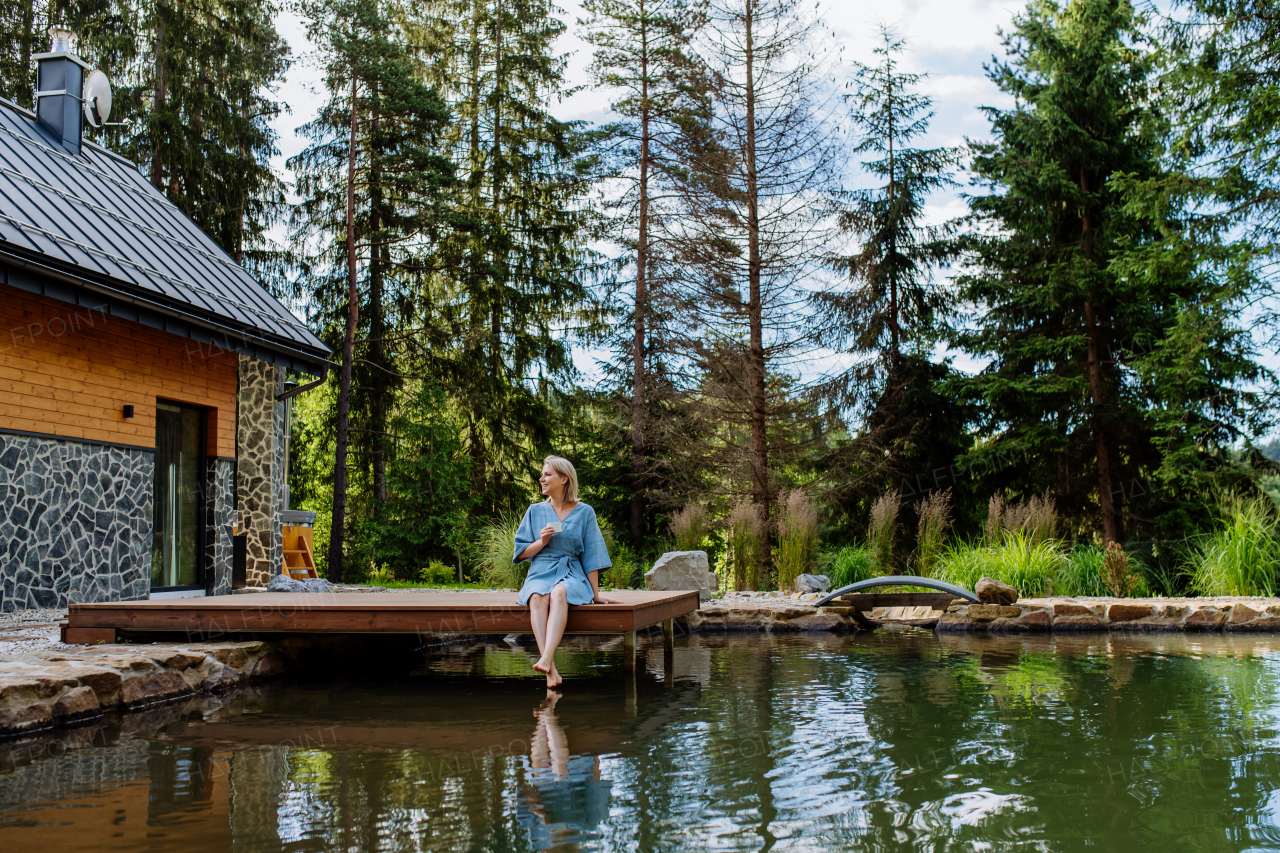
[0,33,330,611]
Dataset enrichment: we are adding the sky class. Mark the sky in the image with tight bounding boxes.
[267,0,1025,381]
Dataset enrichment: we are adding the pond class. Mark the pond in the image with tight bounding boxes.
[3,631,1280,851]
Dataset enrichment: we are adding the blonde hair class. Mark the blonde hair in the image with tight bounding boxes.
[543,455,579,503]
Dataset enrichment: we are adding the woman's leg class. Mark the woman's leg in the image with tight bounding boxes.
[529,593,549,658]
[534,584,568,683]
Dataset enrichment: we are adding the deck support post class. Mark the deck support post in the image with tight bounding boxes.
[623,630,636,671]
[662,618,674,685]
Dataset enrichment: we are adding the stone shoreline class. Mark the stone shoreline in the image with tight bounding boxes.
[0,640,291,738]
[936,597,1280,633]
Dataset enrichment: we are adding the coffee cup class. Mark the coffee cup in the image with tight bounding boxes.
[549,521,564,533]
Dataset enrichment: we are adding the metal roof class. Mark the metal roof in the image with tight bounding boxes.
[0,98,330,369]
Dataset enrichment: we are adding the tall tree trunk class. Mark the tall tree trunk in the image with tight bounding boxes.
[630,7,650,543]
[329,76,359,582]
[369,108,388,506]
[151,3,168,190]
[743,0,771,568]
[886,67,901,498]
[465,0,487,493]
[19,1,35,107]
[1080,166,1119,544]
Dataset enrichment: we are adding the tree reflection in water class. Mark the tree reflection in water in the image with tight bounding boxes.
[517,691,612,850]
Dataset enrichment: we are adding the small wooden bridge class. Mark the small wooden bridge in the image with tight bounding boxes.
[816,576,979,627]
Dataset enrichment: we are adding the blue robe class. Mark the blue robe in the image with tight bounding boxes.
[514,502,611,606]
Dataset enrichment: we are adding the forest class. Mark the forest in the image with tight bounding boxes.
[4,0,1280,597]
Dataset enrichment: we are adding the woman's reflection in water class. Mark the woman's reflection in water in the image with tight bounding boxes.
[518,690,612,851]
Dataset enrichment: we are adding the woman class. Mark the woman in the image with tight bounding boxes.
[514,455,619,687]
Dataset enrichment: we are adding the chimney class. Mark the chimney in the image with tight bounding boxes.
[32,28,90,155]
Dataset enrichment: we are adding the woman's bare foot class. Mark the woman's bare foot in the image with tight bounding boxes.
[546,663,563,688]
[532,656,552,675]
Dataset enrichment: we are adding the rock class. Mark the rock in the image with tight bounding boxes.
[645,551,714,600]
[52,685,101,721]
[267,574,334,593]
[1184,606,1228,631]
[791,574,831,594]
[966,604,1022,622]
[1107,603,1154,623]
[975,577,1019,605]
[1052,602,1098,618]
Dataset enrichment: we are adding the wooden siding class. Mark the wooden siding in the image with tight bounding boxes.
[0,282,236,455]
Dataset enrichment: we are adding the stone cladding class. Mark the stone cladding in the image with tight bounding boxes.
[236,356,284,587]
[206,458,235,596]
[0,434,152,612]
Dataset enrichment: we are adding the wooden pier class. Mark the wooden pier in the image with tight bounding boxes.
[61,590,700,671]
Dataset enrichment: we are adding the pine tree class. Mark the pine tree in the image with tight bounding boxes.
[816,28,961,503]
[581,0,712,541]
[291,0,457,580]
[953,0,1189,543]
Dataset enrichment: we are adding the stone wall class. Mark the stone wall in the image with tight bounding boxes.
[0,433,152,612]
[206,459,235,596]
[937,598,1280,632]
[236,356,284,587]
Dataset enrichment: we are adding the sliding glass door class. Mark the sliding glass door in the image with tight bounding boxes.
[151,401,204,590]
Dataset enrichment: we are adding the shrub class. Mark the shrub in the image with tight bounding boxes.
[868,492,900,575]
[671,504,712,552]
[726,499,765,590]
[775,490,819,591]
[476,513,526,589]
[986,492,1057,545]
[915,489,952,576]
[821,545,875,590]
[1056,544,1109,597]
[417,560,456,585]
[368,564,394,586]
[603,541,638,590]
[933,531,1064,597]
[1102,542,1141,597]
[1190,495,1280,596]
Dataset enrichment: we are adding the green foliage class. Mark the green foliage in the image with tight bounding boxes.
[670,504,712,552]
[354,384,478,578]
[1190,496,1280,597]
[418,560,456,584]
[914,489,951,576]
[725,499,764,590]
[820,546,875,590]
[602,541,638,590]
[1056,544,1110,598]
[933,532,1064,598]
[775,490,819,590]
[475,513,526,589]
[867,492,899,575]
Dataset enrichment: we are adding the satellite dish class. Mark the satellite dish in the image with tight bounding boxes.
[83,70,111,128]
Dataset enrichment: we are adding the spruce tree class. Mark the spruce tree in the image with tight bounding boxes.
[816,28,961,506]
[953,0,1181,543]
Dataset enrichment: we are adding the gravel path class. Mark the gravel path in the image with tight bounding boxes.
[0,608,69,658]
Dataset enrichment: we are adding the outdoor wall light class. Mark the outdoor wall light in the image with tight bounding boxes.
[123,405,134,418]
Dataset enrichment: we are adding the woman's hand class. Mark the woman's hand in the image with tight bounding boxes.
[593,593,622,604]
[539,524,557,545]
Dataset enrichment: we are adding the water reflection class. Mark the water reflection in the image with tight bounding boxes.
[6,634,1280,850]
[518,691,611,849]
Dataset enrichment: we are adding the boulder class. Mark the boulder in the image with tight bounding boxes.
[792,573,831,595]
[975,576,1019,605]
[645,551,713,600]
[266,574,333,593]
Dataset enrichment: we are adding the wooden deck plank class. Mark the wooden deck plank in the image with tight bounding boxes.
[66,590,700,637]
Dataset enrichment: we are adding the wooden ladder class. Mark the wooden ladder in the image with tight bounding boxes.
[283,533,318,580]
